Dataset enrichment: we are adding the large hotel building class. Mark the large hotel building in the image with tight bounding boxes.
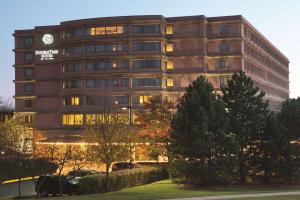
[14,15,289,146]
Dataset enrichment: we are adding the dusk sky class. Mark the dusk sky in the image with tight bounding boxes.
[0,0,299,100]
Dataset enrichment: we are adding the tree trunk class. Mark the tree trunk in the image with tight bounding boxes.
[105,163,110,192]
[239,148,246,184]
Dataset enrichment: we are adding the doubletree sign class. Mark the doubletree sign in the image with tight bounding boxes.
[35,33,59,61]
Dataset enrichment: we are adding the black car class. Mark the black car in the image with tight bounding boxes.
[111,162,142,171]
[35,175,68,197]
[67,169,100,178]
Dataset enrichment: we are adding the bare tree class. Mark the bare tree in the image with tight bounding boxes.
[85,113,132,191]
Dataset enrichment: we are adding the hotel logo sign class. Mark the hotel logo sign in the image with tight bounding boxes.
[42,34,54,45]
[35,50,58,61]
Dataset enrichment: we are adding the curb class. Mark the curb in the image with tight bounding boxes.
[1,176,39,184]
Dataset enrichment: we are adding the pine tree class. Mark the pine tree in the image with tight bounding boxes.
[170,76,234,186]
[221,71,270,184]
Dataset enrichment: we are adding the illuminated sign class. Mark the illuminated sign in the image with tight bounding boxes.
[42,34,54,45]
[35,50,58,61]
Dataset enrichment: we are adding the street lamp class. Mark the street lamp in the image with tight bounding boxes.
[122,105,134,168]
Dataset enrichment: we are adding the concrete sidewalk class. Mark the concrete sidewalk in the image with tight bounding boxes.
[164,191,300,200]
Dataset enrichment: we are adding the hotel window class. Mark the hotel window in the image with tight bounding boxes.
[24,100,32,108]
[62,63,83,72]
[219,43,230,53]
[219,59,229,70]
[166,61,174,70]
[166,24,173,35]
[132,60,161,69]
[63,96,80,106]
[132,24,160,33]
[86,79,129,88]
[117,26,128,34]
[64,46,83,55]
[62,80,82,89]
[166,79,174,87]
[96,27,106,35]
[220,77,228,88]
[24,68,33,77]
[219,24,231,35]
[24,115,33,124]
[105,26,117,34]
[86,60,129,71]
[132,95,160,105]
[24,84,34,93]
[87,26,128,36]
[86,45,95,53]
[24,52,33,61]
[132,42,161,51]
[24,36,33,46]
[132,78,161,87]
[62,114,83,125]
[165,43,173,52]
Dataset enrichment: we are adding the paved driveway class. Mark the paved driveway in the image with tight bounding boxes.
[0,179,35,198]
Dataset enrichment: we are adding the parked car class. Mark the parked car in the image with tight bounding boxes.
[111,162,142,171]
[67,169,101,178]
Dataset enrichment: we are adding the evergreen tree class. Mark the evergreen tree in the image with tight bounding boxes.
[221,71,270,184]
[170,76,235,186]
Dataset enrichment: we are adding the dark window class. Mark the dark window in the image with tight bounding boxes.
[96,44,105,52]
[132,78,161,87]
[132,42,161,51]
[86,45,95,53]
[24,100,32,108]
[219,24,231,35]
[73,29,83,37]
[62,80,82,89]
[62,63,83,72]
[132,60,161,69]
[117,43,128,51]
[132,24,160,33]
[219,43,230,52]
[219,60,229,70]
[64,46,83,55]
[24,84,34,93]
[86,79,128,88]
[24,37,33,46]
[24,68,33,77]
[24,52,33,61]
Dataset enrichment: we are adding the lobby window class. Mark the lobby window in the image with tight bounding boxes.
[132,42,161,51]
[219,24,231,35]
[24,115,33,124]
[132,60,161,70]
[165,43,173,52]
[219,59,229,70]
[166,61,174,70]
[63,96,80,106]
[24,99,32,108]
[166,79,174,87]
[24,52,33,61]
[132,78,161,87]
[62,114,83,125]
[62,63,83,72]
[24,36,33,46]
[219,43,230,53]
[24,68,33,77]
[24,84,34,93]
[62,80,82,89]
[132,24,160,33]
[166,24,173,35]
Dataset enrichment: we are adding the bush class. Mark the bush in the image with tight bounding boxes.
[79,167,168,194]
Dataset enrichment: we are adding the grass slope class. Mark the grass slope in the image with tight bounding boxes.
[39,179,300,200]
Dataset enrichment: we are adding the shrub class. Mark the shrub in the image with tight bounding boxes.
[79,167,168,194]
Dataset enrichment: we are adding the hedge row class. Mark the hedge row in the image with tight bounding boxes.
[79,167,168,194]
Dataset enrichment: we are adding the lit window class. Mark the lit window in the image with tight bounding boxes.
[139,96,151,104]
[166,44,173,52]
[166,61,174,70]
[166,79,174,87]
[166,25,173,35]
[63,97,80,106]
[24,115,33,123]
[106,26,117,34]
[117,26,128,34]
[62,114,83,125]
[96,27,106,35]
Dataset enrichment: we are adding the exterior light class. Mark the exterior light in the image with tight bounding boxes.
[1,151,4,155]
[122,107,127,110]
[115,100,119,105]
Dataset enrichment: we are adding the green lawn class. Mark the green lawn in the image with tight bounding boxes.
[34,179,300,200]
